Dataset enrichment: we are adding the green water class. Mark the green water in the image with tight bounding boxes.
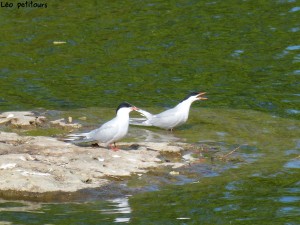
[0,0,299,224]
[0,0,299,118]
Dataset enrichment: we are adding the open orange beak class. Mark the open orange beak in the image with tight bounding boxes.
[132,106,139,111]
[197,92,207,100]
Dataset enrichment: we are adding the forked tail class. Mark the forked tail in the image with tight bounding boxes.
[129,108,153,126]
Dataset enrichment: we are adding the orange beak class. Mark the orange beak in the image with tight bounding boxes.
[132,106,139,111]
[197,92,207,100]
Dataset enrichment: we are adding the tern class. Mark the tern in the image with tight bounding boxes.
[130,92,207,131]
[66,102,138,151]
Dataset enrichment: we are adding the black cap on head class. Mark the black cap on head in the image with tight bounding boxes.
[181,92,199,102]
[116,102,133,113]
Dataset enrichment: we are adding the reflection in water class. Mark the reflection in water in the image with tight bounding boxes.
[101,197,132,223]
[277,206,300,217]
[284,139,300,168]
[279,196,300,203]
[0,200,42,212]
[129,128,181,142]
[289,6,300,12]
[0,197,134,224]
[284,160,300,169]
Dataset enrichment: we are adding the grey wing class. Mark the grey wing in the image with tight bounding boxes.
[150,108,180,128]
[89,118,118,144]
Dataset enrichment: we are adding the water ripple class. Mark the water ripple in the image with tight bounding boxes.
[284,160,300,169]
[289,6,300,12]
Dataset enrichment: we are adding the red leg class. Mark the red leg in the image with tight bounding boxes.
[109,142,119,151]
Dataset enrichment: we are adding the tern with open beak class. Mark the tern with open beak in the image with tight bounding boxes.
[66,102,138,151]
[130,92,207,131]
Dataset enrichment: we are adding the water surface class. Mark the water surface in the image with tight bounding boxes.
[0,0,299,119]
[0,0,299,224]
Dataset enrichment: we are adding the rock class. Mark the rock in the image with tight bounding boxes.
[182,153,200,162]
[0,111,81,129]
[0,111,46,128]
[126,142,184,153]
[0,131,189,193]
[169,171,180,175]
[50,118,82,129]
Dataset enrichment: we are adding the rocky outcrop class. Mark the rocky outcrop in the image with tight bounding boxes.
[0,131,186,193]
[0,111,46,128]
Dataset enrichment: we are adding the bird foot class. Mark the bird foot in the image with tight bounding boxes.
[111,147,119,151]
[109,144,119,151]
